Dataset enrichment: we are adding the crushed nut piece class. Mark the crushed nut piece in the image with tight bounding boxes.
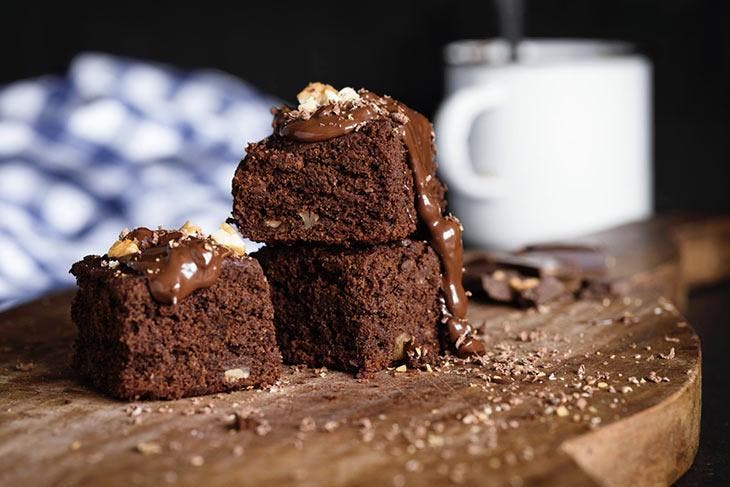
[211,223,246,256]
[108,239,139,258]
[298,210,320,229]
[337,87,360,103]
[179,220,203,236]
[297,82,338,106]
[224,367,251,383]
[296,83,362,114]
[264,219,282,228]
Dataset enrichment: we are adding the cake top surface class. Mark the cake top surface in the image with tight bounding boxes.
[272,83,410,143]
[93,222,247,305]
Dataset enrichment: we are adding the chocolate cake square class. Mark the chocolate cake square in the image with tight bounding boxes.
[70,224,281,400]
[231,117,445,245]
[254,239,441,375]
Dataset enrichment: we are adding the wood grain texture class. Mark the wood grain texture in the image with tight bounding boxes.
[1,216,725,487]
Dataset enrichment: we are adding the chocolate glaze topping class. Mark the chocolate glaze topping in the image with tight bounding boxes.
[274,90,486,357]
[276,104,379,142]
[116,228,230,305]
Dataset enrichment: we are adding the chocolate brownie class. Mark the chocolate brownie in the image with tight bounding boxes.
[254,239,441,376]
[231,104,445,246]
[70,223,281,400]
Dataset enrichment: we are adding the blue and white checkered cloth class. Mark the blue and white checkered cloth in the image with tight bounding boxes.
[0,52,277,309]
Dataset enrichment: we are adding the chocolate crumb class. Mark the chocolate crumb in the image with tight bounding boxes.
[189,455,204,467]
[299,417,316,432]
[232,411,270,435]
[14,361,34,371]
[659,347,676,360]
[135,441,162,455]
[646,371,662,383]
[255,420,272,436]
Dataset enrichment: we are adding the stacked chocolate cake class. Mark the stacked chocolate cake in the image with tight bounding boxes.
[231,83,485,376]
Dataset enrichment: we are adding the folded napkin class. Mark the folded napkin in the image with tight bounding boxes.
[0,53,277,309]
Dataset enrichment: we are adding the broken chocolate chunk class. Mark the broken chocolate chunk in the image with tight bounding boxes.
[578,277,632,299]
[519,276,570,306]
[479,272,514,303]
[464,257,570,308]
[516,244,613,278]
[464,245,621,308]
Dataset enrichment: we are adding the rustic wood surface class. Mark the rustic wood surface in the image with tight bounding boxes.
[1,217,726,487]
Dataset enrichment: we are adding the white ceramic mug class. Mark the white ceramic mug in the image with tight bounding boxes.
[435,39,652,249]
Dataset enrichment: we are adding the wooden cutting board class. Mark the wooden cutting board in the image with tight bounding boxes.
[1,217,728,487]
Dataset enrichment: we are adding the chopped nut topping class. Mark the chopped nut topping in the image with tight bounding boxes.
[337,87,359,103]
[296,82,362,115]
[297,82,360,119]
[297,82,337,105]
[107,239,139,258]
[211,223,246,256]
[179,220,203,236]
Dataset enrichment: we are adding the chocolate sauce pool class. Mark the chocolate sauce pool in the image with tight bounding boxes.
[274,92,485,357]
[119,228,229,305]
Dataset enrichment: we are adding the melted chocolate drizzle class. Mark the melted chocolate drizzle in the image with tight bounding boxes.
[273,92,486,357]
[276,105,378,142]
[117,228,229,305]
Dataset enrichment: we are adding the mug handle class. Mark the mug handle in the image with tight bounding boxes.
[434,84,505,200]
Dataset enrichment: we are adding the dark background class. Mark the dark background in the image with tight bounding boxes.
[2,0,730,213]
[2,2,729,484]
